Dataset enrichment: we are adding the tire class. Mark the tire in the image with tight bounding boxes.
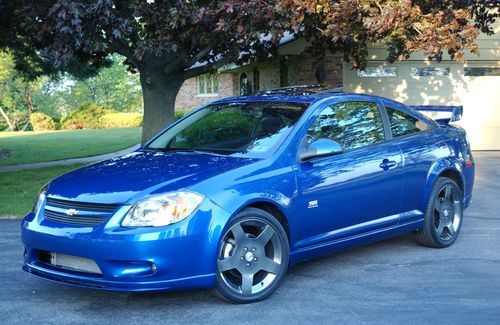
[214,207,289,303]
[414,177,463,248]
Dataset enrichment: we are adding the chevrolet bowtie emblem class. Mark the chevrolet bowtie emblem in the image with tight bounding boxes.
[65,208,78,216]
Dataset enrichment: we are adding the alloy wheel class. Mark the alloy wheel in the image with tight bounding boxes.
[433,184,462,241]
[217,218,284,295]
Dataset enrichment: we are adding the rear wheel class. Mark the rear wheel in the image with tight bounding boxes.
[415,177,463,248]
[215,208,289,303]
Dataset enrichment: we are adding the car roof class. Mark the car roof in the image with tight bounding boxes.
[208,86,438,128]
[212,85,397,106]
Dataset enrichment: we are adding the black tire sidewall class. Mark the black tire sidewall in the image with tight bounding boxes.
[215,207,290,303]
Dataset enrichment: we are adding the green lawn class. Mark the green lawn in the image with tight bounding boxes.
[0,127,141,166]
[0,164,85,217]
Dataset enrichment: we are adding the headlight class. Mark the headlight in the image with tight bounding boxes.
[121,191,204,227]
[33,184,49,215]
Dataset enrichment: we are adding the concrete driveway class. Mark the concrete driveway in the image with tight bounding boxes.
[1,152,499,324]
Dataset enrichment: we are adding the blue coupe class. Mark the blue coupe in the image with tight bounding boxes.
[22,87,475,303]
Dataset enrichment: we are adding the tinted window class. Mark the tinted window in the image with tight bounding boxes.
[147,102,308,155]
[307,101,385,151]
[386,107,429,137]
[464,67,500,76]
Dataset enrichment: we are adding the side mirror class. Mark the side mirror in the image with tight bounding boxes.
[298,138,343,162]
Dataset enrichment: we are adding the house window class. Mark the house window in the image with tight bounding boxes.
[464,67,500,76]
[411,67,449,76]
[240,73,251,95]
[198,73,218,94]
[357,67,397,77]
[253,68,260,92]
[280,58,289,86]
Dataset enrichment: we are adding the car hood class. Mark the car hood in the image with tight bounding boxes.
[47,150,259,204]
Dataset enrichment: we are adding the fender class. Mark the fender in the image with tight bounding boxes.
[222,192,299,245]
[420,156,465,212]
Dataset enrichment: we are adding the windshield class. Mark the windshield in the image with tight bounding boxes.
[146,101,309,156]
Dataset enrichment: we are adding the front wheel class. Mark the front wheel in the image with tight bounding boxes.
[215,208,289,303]
[415,177,463,248]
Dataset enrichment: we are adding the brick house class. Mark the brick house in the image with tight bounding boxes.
[174,37,343,110]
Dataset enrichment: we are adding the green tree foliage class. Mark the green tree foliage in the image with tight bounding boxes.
[0,52,43,131]
[60,55,142,112]
[0,53,142,131]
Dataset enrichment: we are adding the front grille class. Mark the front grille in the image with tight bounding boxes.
[43,198,119,227]
[46,197,118,213]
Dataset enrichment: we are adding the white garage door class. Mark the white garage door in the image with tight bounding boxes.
[455,66,500,150]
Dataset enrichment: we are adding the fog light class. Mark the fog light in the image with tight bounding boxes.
[111,261,157,277]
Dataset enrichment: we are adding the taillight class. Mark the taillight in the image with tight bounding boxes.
[464,133,473,168]
[465,152,473,168]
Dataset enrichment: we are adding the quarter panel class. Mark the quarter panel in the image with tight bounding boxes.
[393,128,466,214]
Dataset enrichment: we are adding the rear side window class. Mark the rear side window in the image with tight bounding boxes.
[307,101,385,151]
[386,107,430,137]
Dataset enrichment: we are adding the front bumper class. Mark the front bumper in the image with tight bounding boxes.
[21,199,231,292]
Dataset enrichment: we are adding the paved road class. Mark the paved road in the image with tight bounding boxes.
[0,144,140,172]
[1,152,499,324]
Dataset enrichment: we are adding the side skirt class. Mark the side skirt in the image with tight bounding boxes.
[289,219,424,266]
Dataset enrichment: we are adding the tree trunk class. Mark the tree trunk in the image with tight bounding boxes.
[21,84,34,131]
[0,106,15,131]
[139,64,184,144]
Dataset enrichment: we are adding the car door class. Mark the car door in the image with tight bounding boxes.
[383,104,447,217]
[295,100,404,248]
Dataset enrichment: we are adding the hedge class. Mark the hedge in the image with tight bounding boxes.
[99,112,143,128]
[61,103,116,130]
[30,112,56,131]
[59,105,195,130]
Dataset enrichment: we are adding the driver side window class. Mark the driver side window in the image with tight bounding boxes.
[306,101,386,151]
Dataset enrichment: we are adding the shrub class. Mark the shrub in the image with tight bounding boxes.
[61,103,116,129]
[99,112,143,128]
[30,112,56,131]
[175,109,191,120]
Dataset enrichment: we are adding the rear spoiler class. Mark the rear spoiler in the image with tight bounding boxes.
[410,105,463,125]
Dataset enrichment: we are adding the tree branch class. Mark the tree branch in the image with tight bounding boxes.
[108,39,140,67]
[185,45,214,68]
[162,45,214,76]
[183,53,237,80]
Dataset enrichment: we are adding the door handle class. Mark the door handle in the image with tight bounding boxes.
[379,159,397,171]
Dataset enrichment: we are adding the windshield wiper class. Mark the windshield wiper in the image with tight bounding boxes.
[160,147,232,155]
[139,147,175,153]
[142,147,236,155]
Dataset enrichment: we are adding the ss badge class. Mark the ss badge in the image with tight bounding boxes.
[308,200,318,209]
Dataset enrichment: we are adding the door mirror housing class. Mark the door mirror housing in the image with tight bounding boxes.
[298,138,343,162]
